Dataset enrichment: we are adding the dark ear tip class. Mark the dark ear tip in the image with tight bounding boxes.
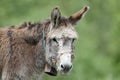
[51,6,61,14]
[84,6,90,11]
[53,6,60,10]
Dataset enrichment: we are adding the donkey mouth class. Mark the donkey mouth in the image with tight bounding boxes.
[60,69,71,75]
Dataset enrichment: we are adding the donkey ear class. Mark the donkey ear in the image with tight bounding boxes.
[51,7,61,28]
[69,6,90,25]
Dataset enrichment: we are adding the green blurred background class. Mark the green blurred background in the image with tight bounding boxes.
[0,0,120,80]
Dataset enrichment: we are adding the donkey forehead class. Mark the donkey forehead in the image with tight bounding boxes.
[48,25,78,39]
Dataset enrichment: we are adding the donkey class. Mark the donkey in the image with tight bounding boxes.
[0,6,89,80]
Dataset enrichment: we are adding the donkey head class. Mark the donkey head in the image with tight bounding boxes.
[45,6,89,75]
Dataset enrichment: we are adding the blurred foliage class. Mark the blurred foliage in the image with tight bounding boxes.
[0,0,120,80]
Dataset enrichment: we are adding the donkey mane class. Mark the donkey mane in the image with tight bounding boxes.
[16,17,70,30]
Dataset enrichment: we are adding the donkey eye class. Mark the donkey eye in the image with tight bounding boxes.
[52,38,57,43]
[72,38,75,43]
